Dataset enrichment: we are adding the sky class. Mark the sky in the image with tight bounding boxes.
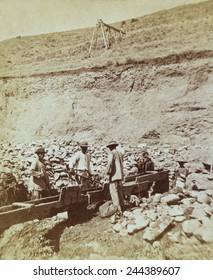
[0,0,207,42]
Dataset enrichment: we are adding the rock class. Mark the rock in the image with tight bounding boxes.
[168,206,185,217]
[123,211,134,219]
[145,210,158,221]
[127,224,139,234]
[180,197,196,206]
[119,229,128,236]
[176,180,185,188]
[143,216,173,242]
[174,216,186,222]
[55,180,65,188]
[196,192,211,204]
[184,162,205,174]
[121,220,128,228]
[186,173,213,191]
[56,211,68,220]
[135,214,150,230]
[206,190,213,197]
[113,223,123,233]
[110,215,117,224]
[168,231,182,243]
[132,208,142,216]
[152,241,161,248]
[182,219,201,236]
[190,207,208,221]
[153,193,162,204]
[186,190,199,198]
[179,172,186,180]
[204,205,213,215]
[201,216,213,228]
[161,194,180,205]
[194,223,213,243]
[49,157,61,164]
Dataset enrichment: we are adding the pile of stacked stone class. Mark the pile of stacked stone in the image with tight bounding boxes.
[0,139,211,206]
[1,140,161,192]
[111,159,213,244]
[112,188,213,243]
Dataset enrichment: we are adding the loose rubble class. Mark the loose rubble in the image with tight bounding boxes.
[0,139,212,249]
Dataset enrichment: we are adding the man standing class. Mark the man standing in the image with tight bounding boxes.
[29,147,51,199]
[69,141,92,189]
[137,151,154,174]
[106,141,124,216]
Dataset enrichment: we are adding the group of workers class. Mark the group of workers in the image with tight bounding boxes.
[29,140,154,217]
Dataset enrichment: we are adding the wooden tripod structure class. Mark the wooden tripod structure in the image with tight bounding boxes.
[89,19,125,53]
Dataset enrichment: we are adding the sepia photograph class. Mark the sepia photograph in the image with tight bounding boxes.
[0,0,212,261]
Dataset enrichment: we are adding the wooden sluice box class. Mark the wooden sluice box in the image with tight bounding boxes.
[0,170,169,231]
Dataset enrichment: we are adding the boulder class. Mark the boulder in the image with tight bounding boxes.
[196,192,211,204]
[182,219,201,236]
[113,223,123,233]
[143,216,173,242]
[168,206,185,217]
[161,194,180,205]
[184,162,205,174]
[167,231,182,243]
[176,180,185,188]
[186,173,213,191]
[194,222,213,243]
[127,224,139,234]
[135,214,150,230]
[123,211,134,219]
[174,216,186,222]
[180,197,196,206]
[190,207,208,221]
[153,193,162,204]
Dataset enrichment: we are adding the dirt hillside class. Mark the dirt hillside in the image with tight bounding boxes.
[0,0,212,148]
[0,1,213,260]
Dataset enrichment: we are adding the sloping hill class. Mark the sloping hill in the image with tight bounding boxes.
[0,0,212,148]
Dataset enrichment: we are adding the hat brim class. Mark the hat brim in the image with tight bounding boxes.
[107,143,118,148]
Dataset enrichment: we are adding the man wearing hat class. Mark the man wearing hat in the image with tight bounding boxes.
[137,150,154,174]
[106,141,124,216]
[68,141,92,189]
[28,147,51,199]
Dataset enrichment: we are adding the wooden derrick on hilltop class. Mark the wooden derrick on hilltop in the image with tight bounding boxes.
[89,19,125,53]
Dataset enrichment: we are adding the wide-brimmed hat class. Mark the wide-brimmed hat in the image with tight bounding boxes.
[35,147,46,154]
[78,141,89,147]
[106,141,119,148]
[142,150,149,156]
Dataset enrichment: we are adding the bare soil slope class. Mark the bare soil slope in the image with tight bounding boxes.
[0,0,212,148]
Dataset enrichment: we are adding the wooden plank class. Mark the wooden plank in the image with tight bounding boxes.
[123,181,149,195]
[124,174,138,182]
[136,170,168,183]
[102,22,125,35]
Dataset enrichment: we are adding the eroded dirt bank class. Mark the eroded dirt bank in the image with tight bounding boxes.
[1,53,212,147]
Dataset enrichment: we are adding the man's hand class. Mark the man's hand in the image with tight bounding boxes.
[37,172,42,178]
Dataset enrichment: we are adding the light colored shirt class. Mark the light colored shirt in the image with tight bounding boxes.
[28,155,50,191]
[106,149,124,182]
[69,151,92,174]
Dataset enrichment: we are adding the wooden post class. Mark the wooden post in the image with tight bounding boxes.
[89,26,97,53]
[100,21,109,49]
[89,19,125,53]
